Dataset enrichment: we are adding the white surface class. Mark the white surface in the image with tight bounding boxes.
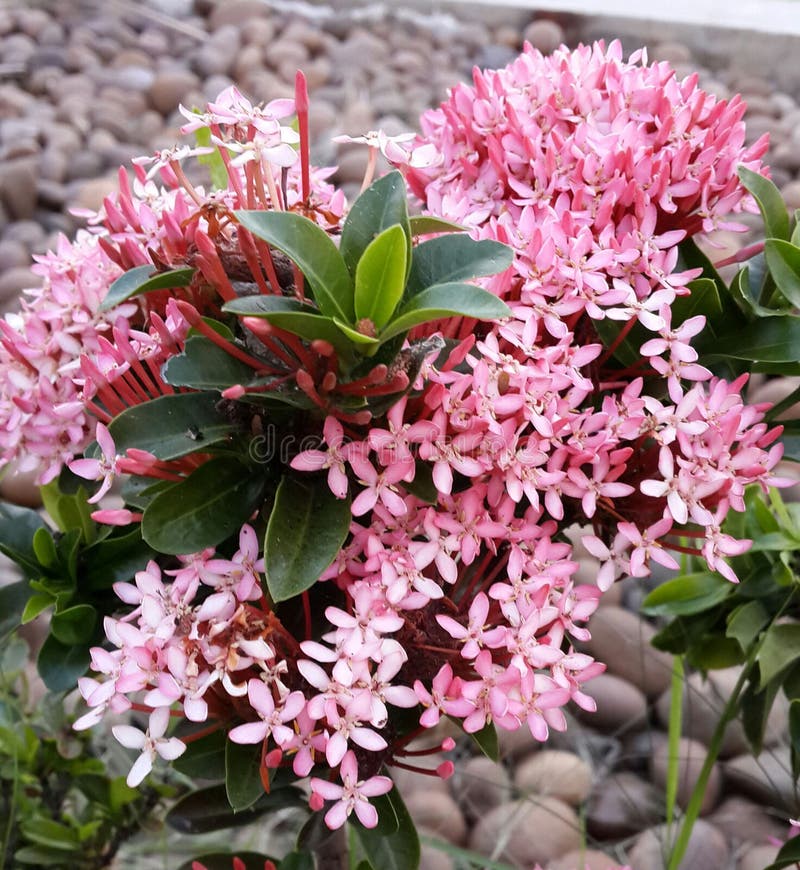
[435,0,800,36]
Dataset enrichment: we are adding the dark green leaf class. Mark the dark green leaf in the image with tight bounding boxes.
[280,852,315,870]
[403,461,439,504]
[686,636,744,671]
[235,210,354,321]
[109,391,239,461]
[225,739,264,812]
[142,457,266,555]
[166,784,304,834]
[99,264,194,312]
[355,224,408,328]
[381,282,511,342]
[296,809,338,854]
[19,818,80,851]
[670,279,723,329]
[50,604,96,645]
[21,592,52,625]
[765,835,800,870]
[468,721,499,761]
[37,633,91,692]
[726,600,768,651]
[676,237,727,296]
[353,786,420,870]
[642,572,732,617]
[39,481,94,544]
[741,678,780,755]
[739,166,790,242]
[0,580,32,638]
[333,318,380,348]
[367,791,400,836]
[340,171,411,279]
[757,623,800,689]
[162,336,256,391]
[15,846,79,865]
[765,238,800,308]
[119,476,177,511]
[408,215,465,236]
[173,727,227,780]
[708,316,800,363]
[265,476,351,602]
[406,236,513,297]
[84,527,155,590]
[178,853,277,870]
[0,502,45,576]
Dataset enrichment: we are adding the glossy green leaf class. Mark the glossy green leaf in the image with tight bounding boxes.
[166,784,305,834]
[173,727,227,780]
[142,457,266,555]
[162,335,256,391]
[0,580,32,638]
[685,636,744,671]
[353,786,420,870]
[222,295,316,318]
[757,623,800,689]
[0,502,45,576]
[642,572,732,617]
[37,633,91,692]
[108,391,239,461]
[765,835,800,870]
[355,224,408,328]
[406,236,513,297]
[280,852,315,870]
[50,604,97,645]
[670,279,723,329]
[39,479,95,544]
[408,215,465,236]
[99,264,194,312]
[84,527,155,589]
[32,526,58,569]
[265,476,351,602]
[765,238,800,308]
[235,210,354,321]
[469,721,499,761]
[708,316,800,363]
[225,739,264,812]
[739,166,790,242]
[676,237,728,296]
[340,171,411,278]
[726,600,768,650]
[333,317,381,347]
[380,282,512,342]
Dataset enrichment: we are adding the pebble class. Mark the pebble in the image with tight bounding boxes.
[148,70,201,116]
[738,843,781,870]
[515,750,592,807]
[522,19,565,54]
[708,796,787,846]
[582,606,673,697]
[208,0,271,30]
[0,465,42,508]
[418,837,454,870]
[0,266,36,304]
[469,797,581,868]
[629,819,729,870]
[724,747,799,811]
[0,157,38,220]
[586,771,664,839]
[651,736,721,815]
[549,850,623,870]
[576,673,648,734]
[0,238,29,271]
[454,755,512,819]
[405,791,467,846]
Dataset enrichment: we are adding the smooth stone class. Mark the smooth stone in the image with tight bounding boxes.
[0,267,36,303]
[38,147,69,183]
[549,850,622,870]
[453,755,511,819]
[710,667,787,747]
[651,736,721,815]
[473,44,519,71]
[738,844,780,870]
[469,797,581,868]
[208,0,271,30]
[708,796,787,846]
[724,747,799,811]
[3,219,44,248]
[0,465,42,508]
[334,149,369,186]
[515,750,592,807]
[391,754,450,799]
[405,791,466,846]
[581,606,673,697]
[0,238,29,271]
[497,722,541,759]
[493,25,522,49]
[522,19,564,54]
[586,772,663,839]
[651,41,692,64]
[72,176,118,212]
[782,180,800,212]
[418,835,454,870]
[629,820,729,870]
[575,673,648,734]
[0,157,37,220]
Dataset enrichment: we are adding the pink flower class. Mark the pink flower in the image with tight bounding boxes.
[228,680,305,747]
[310,750,392,829]
[112,707,186,787]
[291,417,349,499]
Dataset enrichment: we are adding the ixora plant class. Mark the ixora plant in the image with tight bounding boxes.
[0,38,799,868]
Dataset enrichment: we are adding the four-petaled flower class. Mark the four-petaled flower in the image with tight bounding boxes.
[310,750,393,829]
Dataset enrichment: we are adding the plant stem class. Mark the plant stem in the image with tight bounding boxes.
[665,656,684,834]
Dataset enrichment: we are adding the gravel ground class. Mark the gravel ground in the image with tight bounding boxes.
[1,2,800,869]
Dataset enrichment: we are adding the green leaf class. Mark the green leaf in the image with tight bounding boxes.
[353,786,420,870]
[355,225,408,328]
[765,835,800,870]
[235,210,354,321]
[670,279,723,329]
[222,295,316,318]
[225,739,264,812]
[19,818,80,851]
[264,476,351,603]
[15,846,80,865]
[173,728,227,781]
[280,852,315,870]
[166,784,304,834]
[468,721,499,761]
[0,502,45,576]
[142,457,266,555]
[406,236,513,297]
[739,166,790,242]
[757,623,800,689]
[162,335,256,391]
[380,282,511,342]
[50,604,97,645]
[641,572,732,617]
[195,124,229,190]
[708,316,800,363]
[765,238,800,308]
[0,580,33,638]
[685,636,744,671]
[84,527,155,590]
[37,633,91,691]
[178,855,278,870]
[403,461,439,504]
[108,391,239,461]
[726,600,769,650]
[32,526,58,569]
[408,215,465,236]
[21,593,54,624]
[39,480,95,544]
[676,237,728,297]
[99,264,194,312]
[742,678,780,754]
[340,171,411,279]
[333,318,381,348]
